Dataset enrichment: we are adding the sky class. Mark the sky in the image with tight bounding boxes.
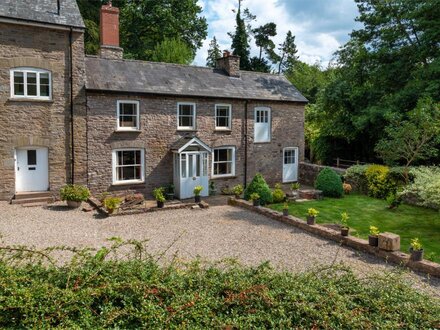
[194,0,361,67]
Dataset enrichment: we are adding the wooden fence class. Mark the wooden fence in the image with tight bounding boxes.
[333,158,367,169]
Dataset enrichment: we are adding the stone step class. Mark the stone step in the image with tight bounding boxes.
[14,191,53,200]
[11,196,54,205]
[22,202,49,208]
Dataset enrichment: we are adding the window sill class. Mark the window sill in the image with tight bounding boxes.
[177,128,197,132]
[214,128,232,132]
[8,98,53,103]
[114,129,142,133]
[112,180,145,186]
[211,175,237,180]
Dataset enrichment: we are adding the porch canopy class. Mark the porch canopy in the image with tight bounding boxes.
[171,136,211,199]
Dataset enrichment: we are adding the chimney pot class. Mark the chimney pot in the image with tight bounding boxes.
[216,51,240,78]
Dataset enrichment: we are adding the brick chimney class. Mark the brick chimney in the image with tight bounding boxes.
[216,50,240,77]
[99,2,123,60]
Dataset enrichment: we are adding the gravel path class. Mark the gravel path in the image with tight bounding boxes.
[0,201,439,296]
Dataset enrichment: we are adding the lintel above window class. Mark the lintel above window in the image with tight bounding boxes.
[116,100,140,131]
[10,68,51,100]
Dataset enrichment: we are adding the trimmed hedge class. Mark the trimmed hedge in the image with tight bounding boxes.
[315,167,343,197]
[244,173,273,205]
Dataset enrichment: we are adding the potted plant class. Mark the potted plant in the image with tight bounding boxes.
[194,185,203,203]
[153,187,166,208]
[209,181,217,196]
[250,193,260,206]
[232,184,244,199]
[307,208,319,225]
[368,226,380,246]
[340,212,349,236]
[165,184,175,200]
[291,182,300,199]
[60,184,90,208]
[409,238,424,261]
[282,202,289,216]
[103,197,122,214]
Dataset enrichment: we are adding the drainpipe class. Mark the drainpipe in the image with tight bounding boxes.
[244,100,248,188]
[69,27,75,184]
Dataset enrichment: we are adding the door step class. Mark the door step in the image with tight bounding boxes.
[11,192,55,205]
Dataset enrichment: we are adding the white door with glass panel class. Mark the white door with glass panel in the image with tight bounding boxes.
[282,147,298,183]
[254,107,271,143]
[180,152,209,199]
[15,147,49,192]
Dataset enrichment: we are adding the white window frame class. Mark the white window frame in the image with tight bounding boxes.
[116,100,140,131]
[215,104,232,130]
[177,102,196,130]
[112,149,145,185]
[211,146,236,178]
[254,107,271,143]
[10,67,52,100]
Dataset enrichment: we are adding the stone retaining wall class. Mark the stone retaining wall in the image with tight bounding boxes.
[228,197,440,278]
[299,162,345,186]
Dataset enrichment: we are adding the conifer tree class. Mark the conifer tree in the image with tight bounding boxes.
[206,37,222,67]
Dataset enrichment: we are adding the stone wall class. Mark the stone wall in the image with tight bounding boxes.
[86,93,305,196]
[299,162,345,186]
[0,23,87,199]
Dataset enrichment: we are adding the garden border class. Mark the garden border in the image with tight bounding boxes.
[228,198,440,278]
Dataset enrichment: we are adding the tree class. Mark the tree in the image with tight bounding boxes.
[276,31,298,74]
[206,37,222,68]
[151,38,193,64]
[252,23,277,62]
[249,57,271,73]
[229,0,254,70]
[375,97,440,174]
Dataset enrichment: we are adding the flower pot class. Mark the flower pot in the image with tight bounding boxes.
[194,195,201,203]
[67,200,81,208]
[291,191,298,200]
[165,193,174,201]
[368,235,379,247]
[283,209,289,216]
[341,227,349,236]
[306,216,316,225]
[253,199,260,207]
[157,201,164,208]
[409,248,424,261]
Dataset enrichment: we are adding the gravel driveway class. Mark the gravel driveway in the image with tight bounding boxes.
[1,201,439,296]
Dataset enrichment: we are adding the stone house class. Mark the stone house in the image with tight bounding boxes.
[0,0,307,201]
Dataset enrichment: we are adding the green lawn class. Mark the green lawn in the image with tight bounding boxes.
[269,194,440,263]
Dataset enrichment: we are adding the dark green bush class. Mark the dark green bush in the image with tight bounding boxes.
[0,242,439,329]
[315,167,343,197]
[244,173,273,205]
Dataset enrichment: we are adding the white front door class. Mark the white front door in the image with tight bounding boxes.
[180,152,209,199]
[15,147,49,192]
[282,147,298,183]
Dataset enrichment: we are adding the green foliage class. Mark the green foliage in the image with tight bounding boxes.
[151,38,194,64]
[232,184,244,197]
[1,241,439,328]
[410,238,422,251]
[275,30,298,74]
[77,0,207,61]
[206,36,222,67]
[193,185,203,196]
[344,165,369,193]
[315,167,343,198]
[307,208,319,217]
[230,2,253,70]
[402,167,440,209]
[249,193,260,201]
[340,212,349,228]
[103,197,122,212]
[369,226,380,236]
[365,165,397,199]
[272,183,286,203]
[60,184,90,202]
[244,173,273,205]
[290,182,300,190]
[386,193,402,209]
[152,187,165,202]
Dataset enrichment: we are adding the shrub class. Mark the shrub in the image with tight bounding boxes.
[103,197,122,213]
[244,173,273,205]
[386,193,402,209]
[60,184,90,202]
[369,226,380,236]
[344,165,369,193]
[402,167,440,209]
[152,187,165,202]
[193,185,203,196]
[232,184,244,197]
[272,183,286,203]
[291,182,300,190]
[365,165,396,199]
[315,167,343,197]
[249,193,260,201]
[307,208,319,217]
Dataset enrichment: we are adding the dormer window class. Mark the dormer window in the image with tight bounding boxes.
[10,68,51,100]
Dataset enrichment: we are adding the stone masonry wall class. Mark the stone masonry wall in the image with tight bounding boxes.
[0,23,87,199]
[299,162,346,186]
[86,93,305,197]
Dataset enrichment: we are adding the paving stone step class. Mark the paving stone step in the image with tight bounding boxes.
[11,196,54,205]
[14,192,53,200]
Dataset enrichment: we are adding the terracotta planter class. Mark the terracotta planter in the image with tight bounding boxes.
[306,216,316,225]
[341,227,349,236]
[157,201,164,208]
[368,235,379,246]
[194,195,201,203]
[67,200,81,208]
[283,209,289,216]
[253,199,260,207]
[410,248,424,261]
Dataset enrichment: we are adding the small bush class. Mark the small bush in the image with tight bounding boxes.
[103,197,122,212]
[152,187,165,202]
[344,165,369,193]
[60,184,90,202]
[232,184,244,197]
[386,193,402,209]
[365,165,396,199]
[244,173,273,205]
[402,167,440,209]
[272,183,286,203]
[315,167,343,197]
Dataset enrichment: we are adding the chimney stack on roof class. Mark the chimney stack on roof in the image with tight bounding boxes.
[216,50,240,78]
[99,1,123,60]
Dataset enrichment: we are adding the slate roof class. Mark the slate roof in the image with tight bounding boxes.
[0,0,85,29]
[85,57,308,103]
